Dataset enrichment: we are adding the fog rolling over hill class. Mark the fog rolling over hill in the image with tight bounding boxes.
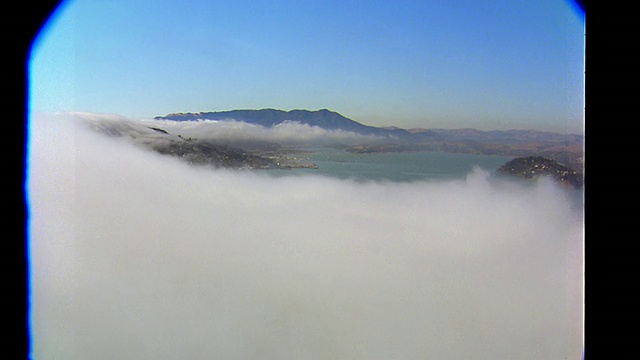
[155,108,584,141]
[28,113,583,359]
[155,108,381,132]
[155,108,584,171]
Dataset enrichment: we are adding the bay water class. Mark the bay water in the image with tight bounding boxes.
[289,148,513,182]
[263,148,584,208]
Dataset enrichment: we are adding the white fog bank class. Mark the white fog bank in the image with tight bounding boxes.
[146,117,385,146]
[27,112,583,359]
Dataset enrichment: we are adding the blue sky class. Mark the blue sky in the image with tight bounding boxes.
[29,0,585,133]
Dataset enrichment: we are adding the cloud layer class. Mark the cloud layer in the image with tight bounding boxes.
[146,117,385,146]
[27,113,583,359]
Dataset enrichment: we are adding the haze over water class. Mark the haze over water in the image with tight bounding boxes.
[27,113,584,359]
[280,149,514,181]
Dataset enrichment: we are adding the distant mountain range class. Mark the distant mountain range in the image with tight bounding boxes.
[155,108,584,171]
[155,109,403,138]
[155,108,582,142]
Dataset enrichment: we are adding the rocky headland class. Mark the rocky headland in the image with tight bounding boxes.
[497,156,583,189]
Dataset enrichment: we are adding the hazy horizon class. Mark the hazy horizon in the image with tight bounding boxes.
[152,107,586,135]
[30,0,584,134]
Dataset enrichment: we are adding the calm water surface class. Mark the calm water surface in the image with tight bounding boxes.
[261,148,584,209]
[266,148,514,182]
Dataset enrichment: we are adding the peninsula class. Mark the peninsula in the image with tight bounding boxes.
[155,108,584,173]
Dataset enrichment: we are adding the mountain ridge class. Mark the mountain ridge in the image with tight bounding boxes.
[145,108,584,173]
[155,108,583,138]
[155,108,389,134]
[154,108,583,170]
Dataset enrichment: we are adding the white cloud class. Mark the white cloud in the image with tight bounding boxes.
[27,112,583,359]
[144,118,385,145]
